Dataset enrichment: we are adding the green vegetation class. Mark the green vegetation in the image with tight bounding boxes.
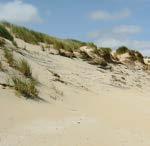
[100,47,112,54]
[15,59,32,78]
[4,50,39,99]
[53,39,90,52]
[1,22,145,65]
[116,46,144,63]
[93,47,112,55]
[12,41,18,47]
[1,21,57,45]
[100,48,112,62]
[129,50,144,63]
[65,39,87,46]
[11,76,38,99]
[64,39,87,51]
[0,38,5,46]
[0,24,14,41]
[53,40,73,52]
[80,51,92,61]
[93,47,112,62]
[87,42,97,49]
[0,61,3,71]
[116,46,129,55]
[1,22,95,52]
[4,47,34,77]
[4,49,15,67]
[135,51,144,63]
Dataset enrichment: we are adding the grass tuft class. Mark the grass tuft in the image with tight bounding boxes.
[10,76,38,99]
[0,38,5,46]
[116,46,129,55]
[0,24,14,41]
[0,61,3,71]
[4,48,15,67]
[15,59,32,78]
[1,22,90,52]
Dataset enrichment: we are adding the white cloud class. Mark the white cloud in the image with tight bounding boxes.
[96,38,150,49]
[88,25,142,39]
[0,0,42,24]
[89,9,131,21]
[113,25,142,35]
[95,38,150,56]
[88,25,150,55]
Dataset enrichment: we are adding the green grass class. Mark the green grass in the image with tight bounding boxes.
[0,61,3,71]
[4,49,33,77]
[53,40,78,52]
[93,47,112,55]
[130,50,144,63]
[4,48,15,67]
[116,47,144,63]
[0,38,5,46]
[92,47,112,62]
[135,51,144,63]
[100,47,112,54]
[10,76,38,99]
[100,48,112,62]
[1,22,60,45]
[116,46,129,55]
[86,42,97,49]
[1,22,95,52]
[64,39,87,50]
[0,24,14,42]
[80,51,92,61]
[15,59,32,78]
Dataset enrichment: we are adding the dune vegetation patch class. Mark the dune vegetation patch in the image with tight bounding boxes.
[116,46,129,55]
[0,24,14,42]
[15,59,32,78]
[0,61,3,71]
[0,38,5,47]
[3,48,39,99]
[4,48,15,67]
[10,76,39,99]
[1,22,98,54]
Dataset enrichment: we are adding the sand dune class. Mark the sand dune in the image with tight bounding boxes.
[0,37,150,146]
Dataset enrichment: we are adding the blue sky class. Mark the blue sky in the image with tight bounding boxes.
[0,0,150,55]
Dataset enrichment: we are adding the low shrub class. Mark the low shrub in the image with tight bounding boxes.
[116,46,129,55]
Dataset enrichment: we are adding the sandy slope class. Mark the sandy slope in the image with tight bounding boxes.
[1,39,150,146]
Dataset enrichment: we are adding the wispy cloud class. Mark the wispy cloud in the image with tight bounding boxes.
[96,38,150,49]
[95,38,150,55]
[113,25,142,35]
[0,0,42,24]
[88,25,142,39]
[89,9,131,21]
[88,25,150,55]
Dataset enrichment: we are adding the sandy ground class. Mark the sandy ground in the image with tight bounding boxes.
[1,39,150,146]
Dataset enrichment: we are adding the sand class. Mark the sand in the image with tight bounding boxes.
[0,38,150,146]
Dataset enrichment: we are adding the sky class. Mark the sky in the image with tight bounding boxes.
[0,0,150,55]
